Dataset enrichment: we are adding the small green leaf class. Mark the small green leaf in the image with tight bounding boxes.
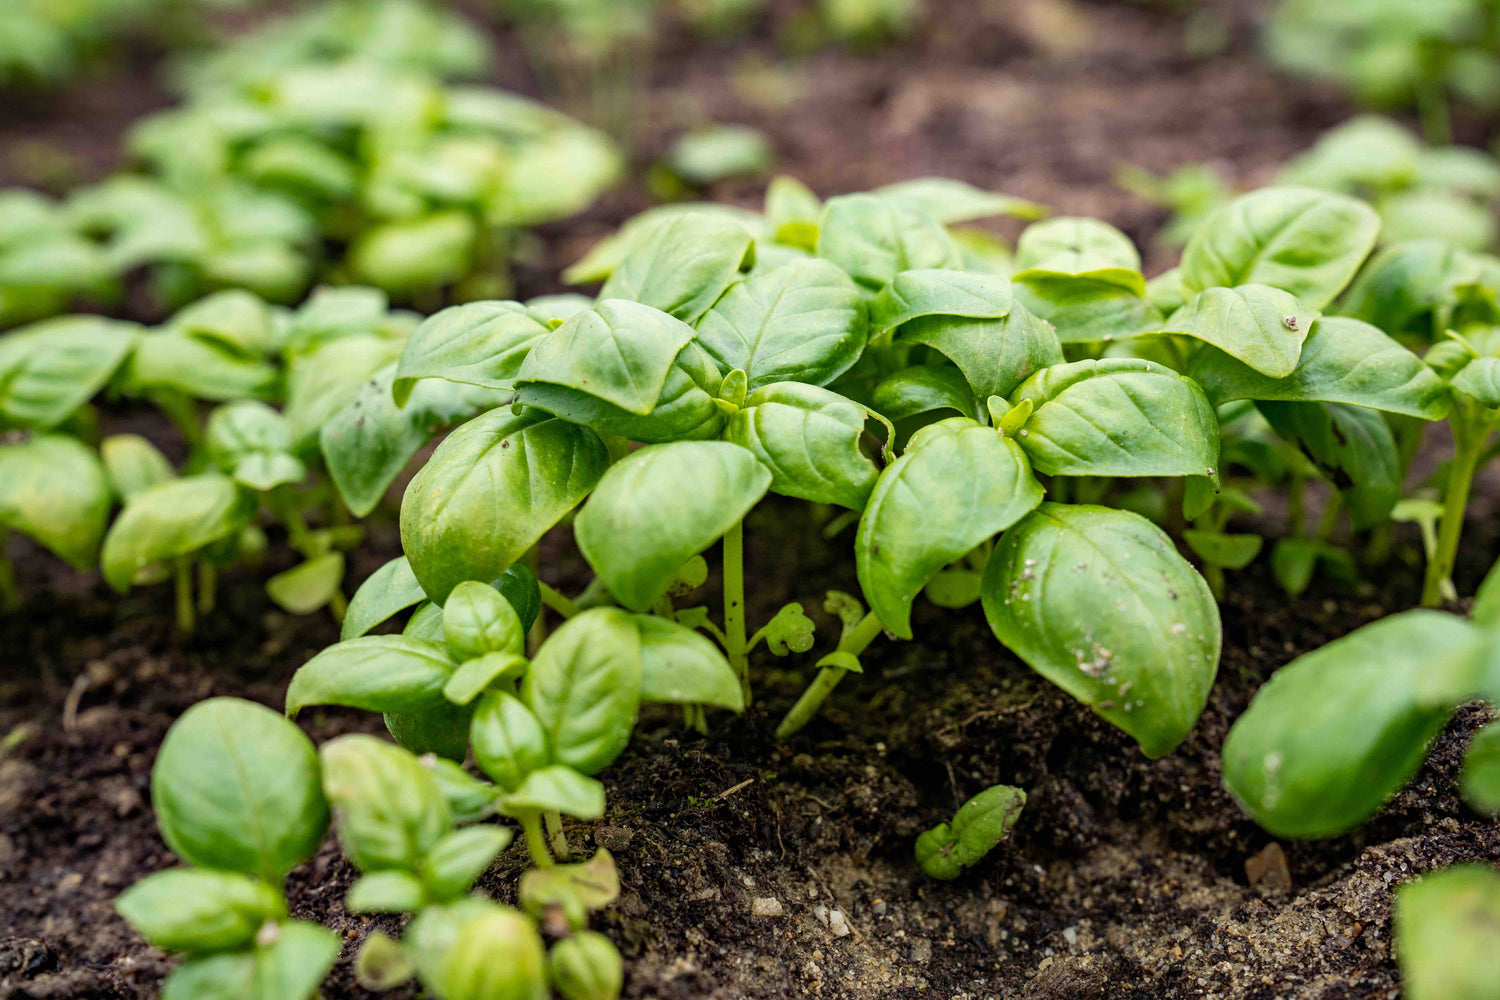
[355,932,414,991]
[875,177,1045,223]
[857,419,1042,638]
[320,734,451,873]
[760,602,817,655]
[445,652,528,706]
[116,869,284,952]
[915,784,1026,880]
[869,268,1012,338]
[575,441,770,611]
[1394,864,1500,1000]
[426,757,500,825]
[519,849,619,927]
[471,690,551,791]
[1461,721,1500,815]
[416,901,549,1000]
[384,700,476,763]
[522,609,642,775]
[101,475,256,591]
[0,315,139,430]
[266,553,345,616]
[443,581,526,662]
[1014,217,1141,285]
[286,635,455,719]
[349,212,477,293]
[0,435,111,569]
[1259,401,1400,529]
[400,408,610,603]
[600,212,754,324]
[161,951,255,1000]
[1222,610,1478,839]
[101,434,176,501]
[123,329,278,402]
[250,920,342,1000]
[152,698,329,881]
[981,504,1221,758]
[347,871,427,914]
[888,293,1062,400]
[422,826,512,901]
[816,193,962,290]
[1160,285,1318,377]
[723,382,878,510]
[501,765,606,819]
[870,365,976,423]
[634,614,744,710]
[393,300,554,403]
[549,930,625,1000]
[342,556,427,640]
[1183,530,1263,570]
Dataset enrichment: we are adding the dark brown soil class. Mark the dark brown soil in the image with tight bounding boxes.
[4,1,1499,999]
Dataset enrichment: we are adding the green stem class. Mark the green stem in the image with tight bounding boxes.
[197,563,216,616]
[775,611,885,740]
[1314,491,1343,542]
[173,557,195,636]
[0,528,19,613]
[1204,564,1226,602]
[544,810,570,861]
[520,812,553,868]
[1422,415,1488,606]
[538,582,582,619]
[723,518,749,705]
[153,390,201,452]
[1287,474,1306,537]
[269,487,313,554]
[327,587,347,624]
[1417,78,1452,146]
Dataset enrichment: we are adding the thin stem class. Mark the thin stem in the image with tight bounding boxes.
[1204,564,1226,602]
[327,587,348,624]
[1314,491,1343,542]
[538,582,582,619]
[520,812,553,868]
[197,563,217,616]
[1422,415,1488,606]
[153,390,201,451]
[0,528,19,613]
[173,557,195,636]
[1417,78,1452,146]
[723,518,749,705]
[1286,474,1306,537]
[775,611,885,740]
[544,810,570,861]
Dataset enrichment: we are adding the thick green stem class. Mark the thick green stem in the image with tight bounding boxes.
[544,810,570,861]
[520,812,553,868]
[775,611,885,740]
[197,563,217,616]
[723,518,749,705]
[0,529,19,613]
[538,582,582,619]
[1422,417,1488,606]
[173,557,195,636]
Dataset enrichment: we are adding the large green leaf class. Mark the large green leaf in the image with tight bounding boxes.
[1180,186,1380,310]
[152,697,329,881]
[1013,216,1143,292]
[1159,284,1319,377]
[574,441,770,611]
[1187,316,1449,418]
[634,614,744,710]
[1007,359,1220,480]
[101,475,255,591]
[401,408,609,603]
[0,316,139,430]
[122,331,278,403]
[815,193,962,290]
[870,365,977,424]
[283,334,405,450]
[857,419,1042,639]
[514,300,725,443]
[869,269,1013,338]
[598,212,754,324]
[893,299,1063,401]
[1259,401,1400,529]
[1011,274,1163,344]
[1339,238,1479,337]
[980,504,1221,757]
[1394,865,1500,1000]
[322,364,508,517]
[392,300,554,404]
[693,257,865,389]
[521,608,643,775]
[1222,610,1477,838]
[0,435,111,569]
[723,382,878,510]
[320,734,450,872]
[286,636,455,718]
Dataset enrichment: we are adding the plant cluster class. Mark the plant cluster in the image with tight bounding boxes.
[0,7,620,328]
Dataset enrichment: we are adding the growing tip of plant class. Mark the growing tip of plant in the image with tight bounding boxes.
[995,398,1033,436]
[718,369,748,409]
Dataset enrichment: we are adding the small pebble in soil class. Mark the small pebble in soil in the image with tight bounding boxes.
[751,897,784,917]
[1245,842,1293,896]
[594,825,634,852]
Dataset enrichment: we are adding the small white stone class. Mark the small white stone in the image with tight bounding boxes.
[1062,926,1078,947]
[751,897,784,917]
[828,909,851,937]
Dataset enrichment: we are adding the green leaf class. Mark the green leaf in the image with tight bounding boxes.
[1160,285,1319,377]
[522,608,642,775]
[891,298,1063,400]
[283,334,404,449]
[1259,402,1400,529]
[401,408,609,603]
[443,580,527,662]
[575,441,770,611]
[287,636,455,718]
[1450,356,1500,408]
[1471,556,1500,628]
[349,212,478,294]
[519,850,619,928]
[343,557,427,640]
[266,553,346,616]
[322,364,508,517]
[914,784,1026,880]
[634,614,744,710]
[160,951,255,1000]
[1183,530,1262,570]
[0,316,139,430]
[1222,610,1478,839]
[355,931,414,991]
[549,930,625,1000]
[874,177,1045,223]
[1179,186,1380,310]
[167,290,276,356]
[1188,316,1448,418]
[415,901,549,1000]
[404,601,445,640]
[1394,865,1500,1000]
[422,826,512,901]
[857,419,1042,639]
[320,734,451,873]
[1007,359,1220,481]
[123,330,278,402]
[816,193,962,290]
[1339,238,1478,337]
[470,690,550,791]
[347,871,427,914]
[1011,272,1163,344]
[870,365,976,423]
[759,602,816,655]
[0,435,111,569]
[384,700,474,762]
[116,869,284,953]
[868,269,1012,338]
[152,697,329,881]
[980,504,1221,758]
[514,300,725,443]
[444,652,528,707]
[101,475,255,591]
[393,301,554,404]
[1461,721,1500,815]
[694,257,865,389]
[723,382,879,510]
[250,921,342,1000]
[101,434,176,501]
[599,212,754,324]
[427,759,500,825]
[1014,217,1143,291]
[501,765,607,819]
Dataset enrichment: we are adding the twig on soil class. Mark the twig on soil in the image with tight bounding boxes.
[716,778,756,800]
[62,673,90,732]
[934,709,999,737]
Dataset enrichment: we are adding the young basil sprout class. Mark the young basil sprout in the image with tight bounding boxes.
[915,784,1026,881]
